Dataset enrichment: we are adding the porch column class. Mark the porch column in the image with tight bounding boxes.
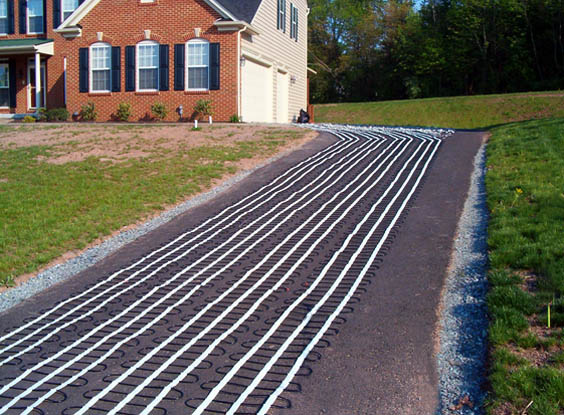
[34,52,41,110]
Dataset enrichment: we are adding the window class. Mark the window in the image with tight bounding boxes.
[90,43,111,92]
[0,0,8,34]
[27,0,44,34]
[62,0,78,21]
[0,63,9,107]
[290,3,298,41]
[277,0,286,32]
[186,39,209,90]
[136,41,159,91]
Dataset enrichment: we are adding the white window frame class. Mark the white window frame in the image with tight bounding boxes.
[0,0,8,35]
[90,42,111,93]
[136,40,159,92]
[0,62,9,108]
[185,39,209,92]
[27,0,44,35]
[61,0,78,22]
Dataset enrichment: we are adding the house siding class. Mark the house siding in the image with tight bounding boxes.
[242,0,307,122]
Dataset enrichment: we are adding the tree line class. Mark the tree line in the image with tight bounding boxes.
[308,0,564,103]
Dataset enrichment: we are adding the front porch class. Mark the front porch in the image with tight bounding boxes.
[0,38,54,118]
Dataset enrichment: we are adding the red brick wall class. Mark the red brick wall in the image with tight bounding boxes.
[2,0,239,121]
[63,0,239,121]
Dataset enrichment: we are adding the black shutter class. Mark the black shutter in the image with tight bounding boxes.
[125,45,135,91]
[209,43,220,91]
[159,44,169,91]
[276,0,280,30]
[111,46,121,92]
[7,0,14,34]
[295,6,298,41]
[79,47,89,93]
[174,44,185,91]
[78,0,84,4]
[19,0,26,34]
[53,0,60,28]
[282,0,286,32]
[8,60,16,108]
[289,4,293,38]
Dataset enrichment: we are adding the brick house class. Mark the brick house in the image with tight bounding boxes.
[0,0,308,122]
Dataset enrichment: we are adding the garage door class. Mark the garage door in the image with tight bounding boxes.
[241,58,273,123]
[276,71,289,123]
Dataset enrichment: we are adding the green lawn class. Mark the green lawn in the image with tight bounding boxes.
[0,124,307,287]
[315,91,564,129]
[486,118,564,415]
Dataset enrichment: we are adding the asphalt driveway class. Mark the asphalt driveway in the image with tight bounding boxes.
[0,125,484,415]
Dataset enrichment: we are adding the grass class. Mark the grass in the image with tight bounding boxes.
[0,125,307,287]
[315,91,564,129]
[317,93,564,413]
[485,117,564,415]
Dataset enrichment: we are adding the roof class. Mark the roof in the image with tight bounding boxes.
[214,0,263,23]
[0,38,53,47]
[0,38,54,55]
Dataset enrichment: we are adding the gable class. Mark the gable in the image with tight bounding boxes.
[58,0,263,32]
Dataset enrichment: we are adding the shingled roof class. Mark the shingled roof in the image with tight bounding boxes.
[215,0,263,23]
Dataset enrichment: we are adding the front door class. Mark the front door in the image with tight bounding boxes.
[28,62,46,109]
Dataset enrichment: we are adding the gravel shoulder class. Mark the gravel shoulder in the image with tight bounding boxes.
[437,142,489,414]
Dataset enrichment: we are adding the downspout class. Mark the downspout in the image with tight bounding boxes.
[237,27,245,120]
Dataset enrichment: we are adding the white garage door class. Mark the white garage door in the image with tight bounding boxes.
[242,58,273,123]
[276,71,289,123]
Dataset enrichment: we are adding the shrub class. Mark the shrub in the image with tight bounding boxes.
[151,102,168,121]
[79,102,97,121]
[36,107,47,122]
[116,102,132,122]
[229,114,240,123]
[22,115,36,123]
[194,99,213,120]
[45,108,69,122]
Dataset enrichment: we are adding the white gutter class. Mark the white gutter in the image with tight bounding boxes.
[214,20,260,36]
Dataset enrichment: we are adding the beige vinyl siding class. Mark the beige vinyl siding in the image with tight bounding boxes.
[242,0,308,123]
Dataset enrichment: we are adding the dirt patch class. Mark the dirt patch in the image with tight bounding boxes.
[507,343,553,368]
[517,270,540,294]
[0,123,314,164]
